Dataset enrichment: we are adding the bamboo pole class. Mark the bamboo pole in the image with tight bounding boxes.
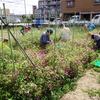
[53,10,57,52]
[71,12,76,51]
[3,3,15,71]
[0,8,5,70]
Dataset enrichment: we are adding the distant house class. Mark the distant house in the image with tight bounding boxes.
[7,14,21,22]
[0,8,21,22]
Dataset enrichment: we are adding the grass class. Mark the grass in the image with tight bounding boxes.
[84,88,100,97]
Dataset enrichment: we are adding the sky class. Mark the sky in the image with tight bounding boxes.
[0,0,38,15]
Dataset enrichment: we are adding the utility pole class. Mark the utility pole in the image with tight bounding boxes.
[60,0,62,22]
[24,0,27,15]
[44,0,46,20]
[24,0,27,26]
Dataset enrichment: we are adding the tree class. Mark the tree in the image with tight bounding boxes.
[20,15,26,19]
[30,14,34,20]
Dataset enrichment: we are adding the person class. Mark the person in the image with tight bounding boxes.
[88,32,100,49]
[40,29,54,49]
[59,23,71,42]
[84,23,89,31]
[89,23,95,31]
[0,39,10,51]
[20,26,31,35]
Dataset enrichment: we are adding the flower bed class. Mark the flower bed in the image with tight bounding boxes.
[0,27,98,100]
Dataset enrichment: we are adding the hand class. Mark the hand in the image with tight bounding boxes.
[50,41,54,44]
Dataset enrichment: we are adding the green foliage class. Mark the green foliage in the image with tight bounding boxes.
[0,27,99,100]
[21,15,26,19]
[98,75,100,83]
[83,88,100,97]
[30,14,34,20]
[93,67,100,72]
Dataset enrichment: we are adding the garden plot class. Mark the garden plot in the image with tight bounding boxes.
[0,26,100,100]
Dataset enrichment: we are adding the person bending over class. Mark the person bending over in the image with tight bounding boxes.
[88,32,100,49]
[40,29,54,49]
[0,39,10,50]
[20,26,31,35]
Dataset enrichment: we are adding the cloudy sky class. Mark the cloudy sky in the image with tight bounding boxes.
[0,0,38,14]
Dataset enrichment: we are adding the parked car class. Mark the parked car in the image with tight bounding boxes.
[12,19,21,24]
[68,15,90,26]
[91,14,100,26]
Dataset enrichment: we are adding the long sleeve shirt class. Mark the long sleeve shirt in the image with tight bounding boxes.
[0,42,10,51]
[91,34,100,42]
[60,27,71,41]
[40,32,51,44]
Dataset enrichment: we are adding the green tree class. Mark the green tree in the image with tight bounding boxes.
[30,14,34,20]
[20,15,26,19]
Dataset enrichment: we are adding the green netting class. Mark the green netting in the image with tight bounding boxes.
[54,45,66,49]
[94,60,100,67]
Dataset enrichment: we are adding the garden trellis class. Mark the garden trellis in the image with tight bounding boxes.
[0,8,5,70]
[2,3,15,71]
[0,13,99,100]
[0,3,36,69]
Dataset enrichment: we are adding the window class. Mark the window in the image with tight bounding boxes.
[94,0,100,3]
[66,0,74,7]
[70,16,79,20]
[94,16,100,19]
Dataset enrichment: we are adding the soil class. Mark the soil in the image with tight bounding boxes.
[60,70,100,100]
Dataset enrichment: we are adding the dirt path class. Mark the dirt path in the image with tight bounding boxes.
[60,70,100,100]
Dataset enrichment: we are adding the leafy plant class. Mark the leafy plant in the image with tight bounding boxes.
[0,26,99,100]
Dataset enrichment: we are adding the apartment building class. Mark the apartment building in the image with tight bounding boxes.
[34,0,61,20]
[62,0,100,21]
[32,5,37,15]
[0,8,10,15]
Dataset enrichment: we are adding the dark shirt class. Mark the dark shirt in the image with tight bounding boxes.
[40,32,51,44]
[20,26,30,31]
[91,34,100,42]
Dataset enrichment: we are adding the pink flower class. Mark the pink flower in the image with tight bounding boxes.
[15,84,18,86]
[4,72,8,75]
[62,67,66,70]
[14,91,18,93]
[15,76,18,78]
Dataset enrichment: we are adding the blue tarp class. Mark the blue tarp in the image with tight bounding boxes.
[35,19,45,27]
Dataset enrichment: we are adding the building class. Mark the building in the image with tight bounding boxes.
[0,8,22,22]
[34,0,61,21]
[1,8,10,15]
[61,0,100,21]
[32,5,37,14]
[7,14,21,22]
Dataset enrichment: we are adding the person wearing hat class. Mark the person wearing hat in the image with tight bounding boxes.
[89,23,95,31]
[20,26,31,36]
[0,39,10,51]
[40,29,54,49]
[88,32,100,49]
[59,23,71,42]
